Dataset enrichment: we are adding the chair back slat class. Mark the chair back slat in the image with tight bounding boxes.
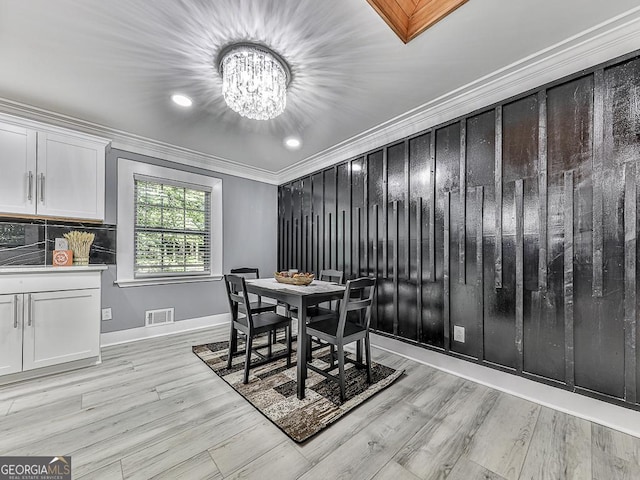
[230,267,261,302]
[319,269,344,284]
[337,277,376,339]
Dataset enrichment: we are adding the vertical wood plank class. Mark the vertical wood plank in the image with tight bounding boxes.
[624,162,637,403]
[334,166,339,270]
[515,179,524,373]
[310,178,315,274]
[286,219,291,270]
[593,69,604,298]
[393,200,399,336]
[374,204,380,326]
[495,106,503,289]
[383,148,389,278]
[294,218,299,269]
[429,131,436,282]
[417,196,423,342]
[349,161,353,279]
[341,210,346,274]
[477,186,485,361]
[321,175,326,271]
[315,213,324,276]
[327,213,332,270]
[459,119,467,284]
[364,158,369,276]
[564,171,575,389]
[356,207,362,277]
[405,140,411,280]
[304,215,309,272]
[538,90,548,292]
[444,192,451,351]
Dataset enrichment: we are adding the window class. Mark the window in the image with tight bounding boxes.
[134,177,210,277]
[117,159,222,287]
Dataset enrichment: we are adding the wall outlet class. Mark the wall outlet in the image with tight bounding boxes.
[453,325,465,343]
[101,308,112,321]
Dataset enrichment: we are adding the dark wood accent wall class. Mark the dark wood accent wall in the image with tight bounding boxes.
[278,50,640,409]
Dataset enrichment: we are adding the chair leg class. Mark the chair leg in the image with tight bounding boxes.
[227,324,236,369]
[356,339,362,364]
[243,336,253,384]
[330,345,335,369]
[365,334,372,384]
[337,343,346,402]
[267,331,273,358]
[286,325,292,368]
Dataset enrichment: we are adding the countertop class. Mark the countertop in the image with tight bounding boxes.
[0,265,108,274]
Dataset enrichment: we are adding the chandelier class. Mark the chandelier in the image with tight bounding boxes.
[217,43,291,121]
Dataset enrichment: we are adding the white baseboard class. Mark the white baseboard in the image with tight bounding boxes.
[371,333,640,439]
[100,313,230,347]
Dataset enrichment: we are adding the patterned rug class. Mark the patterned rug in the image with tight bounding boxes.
[192,335,404,443]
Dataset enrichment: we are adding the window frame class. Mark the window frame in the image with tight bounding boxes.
[116,158,223,287]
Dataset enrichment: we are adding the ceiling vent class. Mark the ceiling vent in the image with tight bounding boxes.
[145,308,174,327]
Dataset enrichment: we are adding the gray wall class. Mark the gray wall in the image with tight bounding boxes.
[101,148,278,333]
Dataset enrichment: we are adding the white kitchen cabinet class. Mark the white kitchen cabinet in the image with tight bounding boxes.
[0,123,37,215]
[23,289,100,371]
[0,266,106,384]
[0,294,23,376]
[0,115,109,221]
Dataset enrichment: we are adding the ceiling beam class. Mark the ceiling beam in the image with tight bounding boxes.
[366,0,469,43]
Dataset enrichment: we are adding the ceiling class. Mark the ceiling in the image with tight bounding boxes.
[0,0,639,179]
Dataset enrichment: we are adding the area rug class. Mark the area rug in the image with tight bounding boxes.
[192,335,404,443]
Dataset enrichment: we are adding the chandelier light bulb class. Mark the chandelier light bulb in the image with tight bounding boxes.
[218,43,290,121]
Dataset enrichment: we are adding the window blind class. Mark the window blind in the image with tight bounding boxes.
[133,176,211,277]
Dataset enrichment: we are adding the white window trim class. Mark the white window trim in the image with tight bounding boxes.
[116,158,223,287]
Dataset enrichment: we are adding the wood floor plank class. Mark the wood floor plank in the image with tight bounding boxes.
[394,382,500,480]
[592,447,640,480]
[151,451,222,480]
[447,458,507,480]
[225,442,311,480]
[298,400,432,480]
[0,399,12,416]
[208,420,285,476]
[371,460,422,480]
[76,460,124,480]
[592,423,640,465]
[118,402,262,480]
[465,393,540,480]
[518,406,591,480]
[70,392,247,477]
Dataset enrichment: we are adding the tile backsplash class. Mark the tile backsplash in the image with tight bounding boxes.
[0,218,116,266]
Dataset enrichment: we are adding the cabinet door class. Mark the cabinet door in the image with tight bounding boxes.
[22,289,100,371]
[0,294,23,376]
[0,123,37,215]
[36,132,105,220]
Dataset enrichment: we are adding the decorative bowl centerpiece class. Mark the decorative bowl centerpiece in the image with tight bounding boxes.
[274,271,314,286]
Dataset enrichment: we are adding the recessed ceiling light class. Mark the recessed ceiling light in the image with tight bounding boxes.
[171,94,192,107]
[284,137,301,150]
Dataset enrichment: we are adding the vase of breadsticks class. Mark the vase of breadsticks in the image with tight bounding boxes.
[64,231,95,266]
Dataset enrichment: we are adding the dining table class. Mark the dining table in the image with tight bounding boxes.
[243,277,346,399]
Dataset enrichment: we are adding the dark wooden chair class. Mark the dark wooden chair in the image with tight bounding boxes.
[305,277,377,401]
[224,274,292,384]
[288,269,344,319]
[229,267,276,314]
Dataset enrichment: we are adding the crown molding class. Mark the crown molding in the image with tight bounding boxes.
[276,6,640,185]
[0,99,279,185]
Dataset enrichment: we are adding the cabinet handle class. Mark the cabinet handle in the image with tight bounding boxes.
[39,173,45,203]
[27,172,34,201]
[14,295,19,328]
[27,293,32,327]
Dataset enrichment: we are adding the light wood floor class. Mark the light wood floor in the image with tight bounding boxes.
[1,325,639,480]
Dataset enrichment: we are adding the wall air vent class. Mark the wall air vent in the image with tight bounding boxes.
[145,308,174,327]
